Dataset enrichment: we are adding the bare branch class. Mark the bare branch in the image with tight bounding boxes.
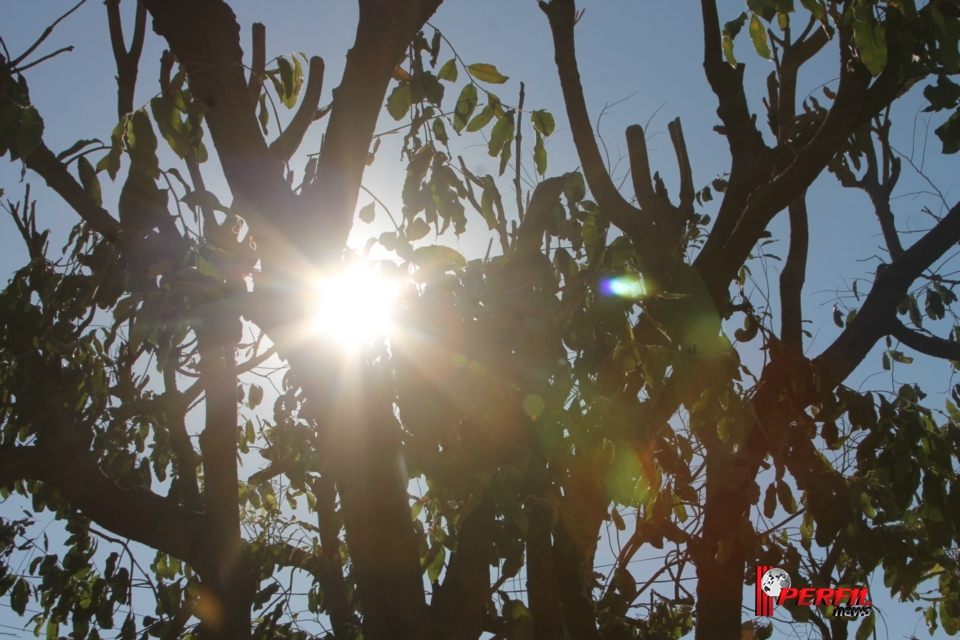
[815,199,960,383]
[23,143,122,242]
[247,22,266,103]
[539,0,652,243]
[0,445,204,565]
[269,56,325,162]
[890,320,960,362]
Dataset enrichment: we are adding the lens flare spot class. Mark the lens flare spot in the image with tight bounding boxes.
[311,263,400,349]
[601,275,646,299]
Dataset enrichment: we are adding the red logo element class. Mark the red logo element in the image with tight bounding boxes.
[755,565,775,617]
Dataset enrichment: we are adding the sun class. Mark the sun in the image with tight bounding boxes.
[310,263,400,349]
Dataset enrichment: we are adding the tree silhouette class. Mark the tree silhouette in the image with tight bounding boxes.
[2,1,960,639]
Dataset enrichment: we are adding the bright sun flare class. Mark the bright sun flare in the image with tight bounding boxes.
[311,263,400,349]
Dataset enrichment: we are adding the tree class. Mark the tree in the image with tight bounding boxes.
[2,0,960,639]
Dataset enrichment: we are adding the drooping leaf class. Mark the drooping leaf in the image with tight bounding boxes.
[853,18,888,76]
[453,83,478,132]
[359,202,376,224]
[749,14,772,59]
[466,63,508,84]
[531,109,555,136]
[77,156,102,207]
[438,58,458,82]
[387,83,413,121]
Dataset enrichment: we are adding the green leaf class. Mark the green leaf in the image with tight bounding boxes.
[387,84,412,121]
[800,0,825,20]
[150,97,189,158]
[722,13,748,65]
[453,83,478,132]
[531,109,555,137]
[77,156,102,207]
[426,545,446,583]
[276,56,303,108]
[533,130,547,176]
[466,63,508,84]
[853,18,887,76]
[438,58,458,82]
[432,117,448,145]
[855,612,875,640]
[749,14,772,59]
[10,578,28,615]
[563,171,586,203]
[888,350,913,365]
[407,217,431,241]
[358,202,376,224]
[479,177,500,230]
[833,306,843,328]
[487,110,515,158]
[466,104,495,132]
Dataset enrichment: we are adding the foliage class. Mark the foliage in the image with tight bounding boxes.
[3,1,960,640]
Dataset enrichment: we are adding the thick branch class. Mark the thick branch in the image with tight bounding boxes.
[23,143,122,241]
[269,56,325,162]
[890,320,960,362]
[699,0,768,159]
[696,43,872,304]
[305,0,443,254]
[106,0,148,119]
[815,199,960,383]
[247,22,266,103]
[0,445,204,565]
[539,0,651,243]
[779,195,808,348]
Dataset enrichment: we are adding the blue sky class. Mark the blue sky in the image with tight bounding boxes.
[2,1,958,638]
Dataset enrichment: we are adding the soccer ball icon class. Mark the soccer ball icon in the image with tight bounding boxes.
[761,568,791,598]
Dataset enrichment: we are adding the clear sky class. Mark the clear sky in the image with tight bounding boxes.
[1,1,957,638]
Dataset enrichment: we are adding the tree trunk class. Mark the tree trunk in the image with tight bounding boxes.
[197,307,251,640]
[328,379,430,640]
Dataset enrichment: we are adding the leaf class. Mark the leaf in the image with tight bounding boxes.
[800,0,825,20]
[56,138,100,161]
[432,117,448,145]
[466,63,508,84]
[888,350,913,365]
[853,18,888,76]
[426,545,446,583]
[722,13,748,65]
[277,56,303,108]
[749,14,772,59]
[77,156,102,207]
[181,190,229,213]
[438,58,458,82]
[387,83,412,121]
[855,612,876,640]
[487,110,515,158]
[413,245,466,271]
[407,217,431,241]
[611,508,626,531]
[10,578,28,615]
[248,384,264,409]
[563,171,586,203]
[833,306,843,328]
[467,104,495,132]
[531,109,555,137]
[763,483,777,518]
[453,83,478,132]
[150,97,190,158]
[358,202,376,224]
[479,177,500,230]
[776,480,797,514]
[533,130,547,175]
